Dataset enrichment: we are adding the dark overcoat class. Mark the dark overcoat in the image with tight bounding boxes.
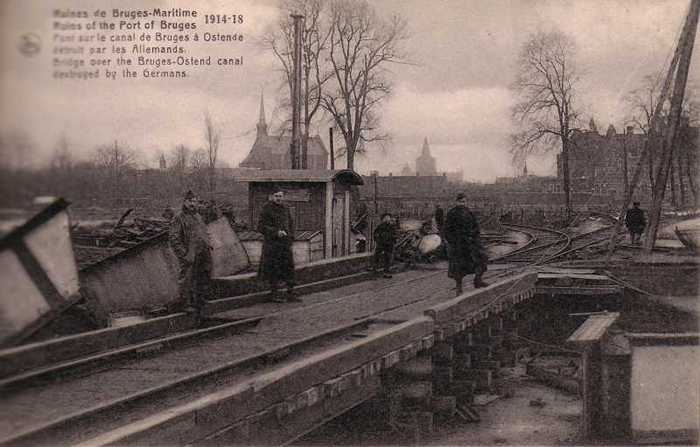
[373,221,396,250]
[625,208,646,234]
[444,205,488,279]
[258,201,295,283]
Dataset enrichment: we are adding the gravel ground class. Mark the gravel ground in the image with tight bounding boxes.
[297,366,581,446]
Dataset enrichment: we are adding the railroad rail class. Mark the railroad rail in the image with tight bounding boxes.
[0,213,619,446]
[1,268,516,446]
[496,214,619,265]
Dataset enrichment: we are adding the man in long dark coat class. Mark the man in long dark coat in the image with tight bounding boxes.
[373,212,396,278]
[625,201,646,245]
[258,190,299,303]
[444,193,489,295]
[169,190,212,316]
[434,205,445,234]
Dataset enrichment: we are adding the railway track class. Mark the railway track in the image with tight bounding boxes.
[495,214,619,265]
[0,268,479,446]
[0,214,619,446]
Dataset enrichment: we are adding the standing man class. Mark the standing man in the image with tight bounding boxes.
[169,190,212,317]
[258,189,299,303]
[625,201,647,245]
[434,204,445,234]
[444,193,489,295]
[373,213,396,278]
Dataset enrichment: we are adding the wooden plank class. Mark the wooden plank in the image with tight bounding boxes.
[568,312,620,345]
[536,286,623,296]
[424,273,537,324]
[0,313,193,379]
[74,317,433,446]
[537,273,612,281]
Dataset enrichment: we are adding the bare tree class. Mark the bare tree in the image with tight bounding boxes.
[93,141,137,202]
[0,129,35,171]
[203,112,220,197]
[625,71,699,206]
[321,0,408,170]
[190,148,207,170]
[265,0,333,165]
[168,144,191,189]
[511,30,581,220]
[50,134,74,171]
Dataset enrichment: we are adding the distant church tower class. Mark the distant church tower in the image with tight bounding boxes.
[415,137,437,175]
[240,90,329,170]
[256,91,268,137]
[589,117,598,133]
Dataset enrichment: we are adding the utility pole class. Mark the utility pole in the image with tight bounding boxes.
[329,127,335,170]
[373,171,378,215]
[644,0,699,252]
[290,14,303,170]
[622,126,629,201]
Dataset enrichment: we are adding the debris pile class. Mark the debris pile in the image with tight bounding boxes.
[71,209,172,269]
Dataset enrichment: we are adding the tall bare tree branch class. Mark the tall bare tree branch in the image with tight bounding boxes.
[511,30,580,219]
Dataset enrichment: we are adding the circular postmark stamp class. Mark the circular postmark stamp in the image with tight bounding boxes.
[18,33,41,57]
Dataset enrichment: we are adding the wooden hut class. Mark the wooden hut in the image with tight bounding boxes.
[235,169,364,261]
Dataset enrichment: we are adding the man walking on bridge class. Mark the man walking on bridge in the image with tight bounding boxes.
[444,193,489,295]
[258,190,300,303]
[169,190,212,317]
[625,201,647,245]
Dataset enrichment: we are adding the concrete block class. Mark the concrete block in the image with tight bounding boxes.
[399,342,418,361]
[382,349,401,369]
[432,365,454,390]
[401,381,433,404]
[395,356,433,379]
[432,342,454,363]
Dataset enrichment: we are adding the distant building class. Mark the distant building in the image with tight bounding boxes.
[445,169,463,184]
[559,118,698,206]
[239,93,328,170]
[415,137,437,175]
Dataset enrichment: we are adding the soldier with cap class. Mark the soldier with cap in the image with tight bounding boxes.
[258,189,300,303]
[625,201,646,245]
[169,190,212,317]
[444,192,489,295]
[373,212,397,278]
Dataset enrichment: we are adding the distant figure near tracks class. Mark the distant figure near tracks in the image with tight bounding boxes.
[169,190,212,318]
[444,193,489,295]
[625,201,647,245]
[258,190,300,304]
[373,212,397,278]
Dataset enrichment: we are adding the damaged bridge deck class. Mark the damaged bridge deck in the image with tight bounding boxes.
[1,265,538,446]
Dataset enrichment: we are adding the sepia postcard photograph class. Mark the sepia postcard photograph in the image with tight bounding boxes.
[0,0,699,445]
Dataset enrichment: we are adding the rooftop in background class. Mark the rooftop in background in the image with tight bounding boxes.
[233,169,364,185]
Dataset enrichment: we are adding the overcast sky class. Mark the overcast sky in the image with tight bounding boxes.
[0,0,697,181]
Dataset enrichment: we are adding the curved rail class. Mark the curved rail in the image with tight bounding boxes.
[494,213,618,265]
[493,223,570,263]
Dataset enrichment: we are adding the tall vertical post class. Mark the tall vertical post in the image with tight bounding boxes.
[645,0,699,251]
[373,171,378,215]
[290,14,304,170]
[329,127,335,170]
